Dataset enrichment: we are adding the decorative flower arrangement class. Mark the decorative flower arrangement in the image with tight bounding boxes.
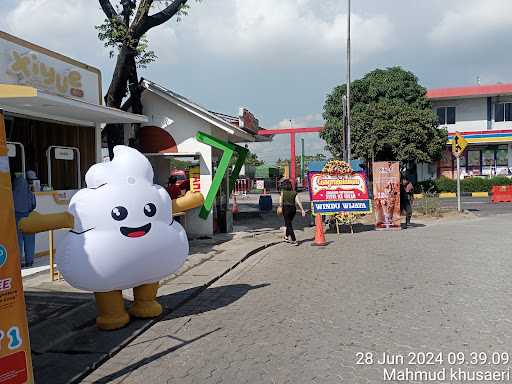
[321,160,353,175]
[321,160,365,231]
[334,212,359,225]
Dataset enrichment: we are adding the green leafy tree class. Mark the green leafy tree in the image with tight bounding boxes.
[321,67,447,164]
[245,152,264,166]
[96,0,200,158]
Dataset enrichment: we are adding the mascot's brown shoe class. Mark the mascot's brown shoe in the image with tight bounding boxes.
[129,283,163,318]
[95,291,130,330]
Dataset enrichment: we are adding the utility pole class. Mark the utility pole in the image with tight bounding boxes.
[346,0,351,162]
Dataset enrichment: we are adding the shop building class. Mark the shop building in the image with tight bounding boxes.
[424,83,512,180]
[131,79,270,238]
[0,31,146,257]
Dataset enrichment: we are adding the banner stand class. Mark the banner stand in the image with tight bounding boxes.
[0,110,34,384]
[372,161,401,230]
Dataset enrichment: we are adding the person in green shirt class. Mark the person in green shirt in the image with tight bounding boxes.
[279,179,306,246]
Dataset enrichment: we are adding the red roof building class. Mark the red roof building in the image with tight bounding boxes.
[422,83,512,180]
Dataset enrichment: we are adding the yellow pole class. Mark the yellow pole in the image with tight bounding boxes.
[49,230,58,281]
[0,110,34,382]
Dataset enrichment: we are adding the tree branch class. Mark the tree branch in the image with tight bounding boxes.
[129,0,154,38]
[144,0,189,32]
[99,0,118,19]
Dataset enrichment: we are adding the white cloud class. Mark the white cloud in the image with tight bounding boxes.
[147,25,179,65]
[189,0,395,63]
[273,113,323,129]
[2,0,180,88]
[429,0,512,46]
[247,112,328,163]
[5,0,104,56]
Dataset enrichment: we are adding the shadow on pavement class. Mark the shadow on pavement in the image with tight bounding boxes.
[31,283,268,384]
[160,283,270,320]
[82,283,270,383]
[92,328,222,384]
[401,223,427,229]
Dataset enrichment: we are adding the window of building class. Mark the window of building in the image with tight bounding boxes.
[482,149,495,167]
[495,102,512,122]
[437,107,456,125]
[496,146,509,166]
[467,150,481,167]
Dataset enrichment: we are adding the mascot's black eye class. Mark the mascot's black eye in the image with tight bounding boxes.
[144,203,157,217]
[111,206,128,221]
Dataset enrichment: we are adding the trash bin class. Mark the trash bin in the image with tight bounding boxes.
[259,195,273,211]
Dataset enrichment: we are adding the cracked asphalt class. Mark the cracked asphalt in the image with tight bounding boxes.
[83,213,512,383]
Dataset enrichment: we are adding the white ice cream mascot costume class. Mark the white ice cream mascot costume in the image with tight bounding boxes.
[20,146,204,330]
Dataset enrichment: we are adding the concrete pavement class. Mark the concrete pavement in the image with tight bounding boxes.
[81,212,512,383]
[24,229,287,384]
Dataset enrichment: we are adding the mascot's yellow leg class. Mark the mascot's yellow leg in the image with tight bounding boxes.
[129,283,163,318]
[94,291,130,331]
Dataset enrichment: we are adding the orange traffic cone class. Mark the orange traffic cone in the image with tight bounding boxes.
[311,214,327,246]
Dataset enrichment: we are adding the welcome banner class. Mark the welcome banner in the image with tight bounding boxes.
[308,171,371,215]
[373,161,401,230]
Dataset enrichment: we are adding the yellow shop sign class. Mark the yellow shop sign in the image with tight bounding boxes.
[0,31,101,104]
[7,50,84,98]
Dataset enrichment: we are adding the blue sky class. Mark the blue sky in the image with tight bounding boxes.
[2,0,512,163]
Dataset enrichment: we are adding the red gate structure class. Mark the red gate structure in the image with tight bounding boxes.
[256,127,323,188]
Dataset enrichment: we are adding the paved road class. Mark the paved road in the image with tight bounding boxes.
[85,214,512,383]
[238,192,512,217]
[437,197,512,216]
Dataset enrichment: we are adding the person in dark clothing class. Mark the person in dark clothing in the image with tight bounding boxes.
[400,177,414,229]
[12,172,37,267]
[166,176,182,200]
[279,179,306,246]
[166,176,183,223]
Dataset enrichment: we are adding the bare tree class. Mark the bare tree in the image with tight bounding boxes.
[97,0,195,157]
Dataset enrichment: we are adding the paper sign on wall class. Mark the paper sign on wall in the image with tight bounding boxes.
[7,143,15,158]
[54,147,74,161]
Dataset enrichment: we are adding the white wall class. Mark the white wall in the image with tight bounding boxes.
[431,97,487,132]
[432,95,512,132]
[141,91,214,237]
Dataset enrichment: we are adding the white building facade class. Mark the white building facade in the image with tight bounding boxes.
[132,79,269,238]
[424,84,512,180]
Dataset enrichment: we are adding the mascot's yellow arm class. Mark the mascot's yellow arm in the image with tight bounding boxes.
[19,191,205,234]
[172,191,204,213]
[19,211,74,234]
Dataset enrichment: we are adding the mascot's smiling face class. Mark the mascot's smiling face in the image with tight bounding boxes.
[57,145,189,292]
[69,145,174,239]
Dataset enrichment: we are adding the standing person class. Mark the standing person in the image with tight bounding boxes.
[279,179,306,246]
[400,177,414,229]
[166,176,182,200]
[166,175,183,223]
[12,172,36,267]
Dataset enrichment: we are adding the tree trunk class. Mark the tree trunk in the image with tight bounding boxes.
[126,54,144,152]
[103,44,138,159]
[99,0,191,159]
